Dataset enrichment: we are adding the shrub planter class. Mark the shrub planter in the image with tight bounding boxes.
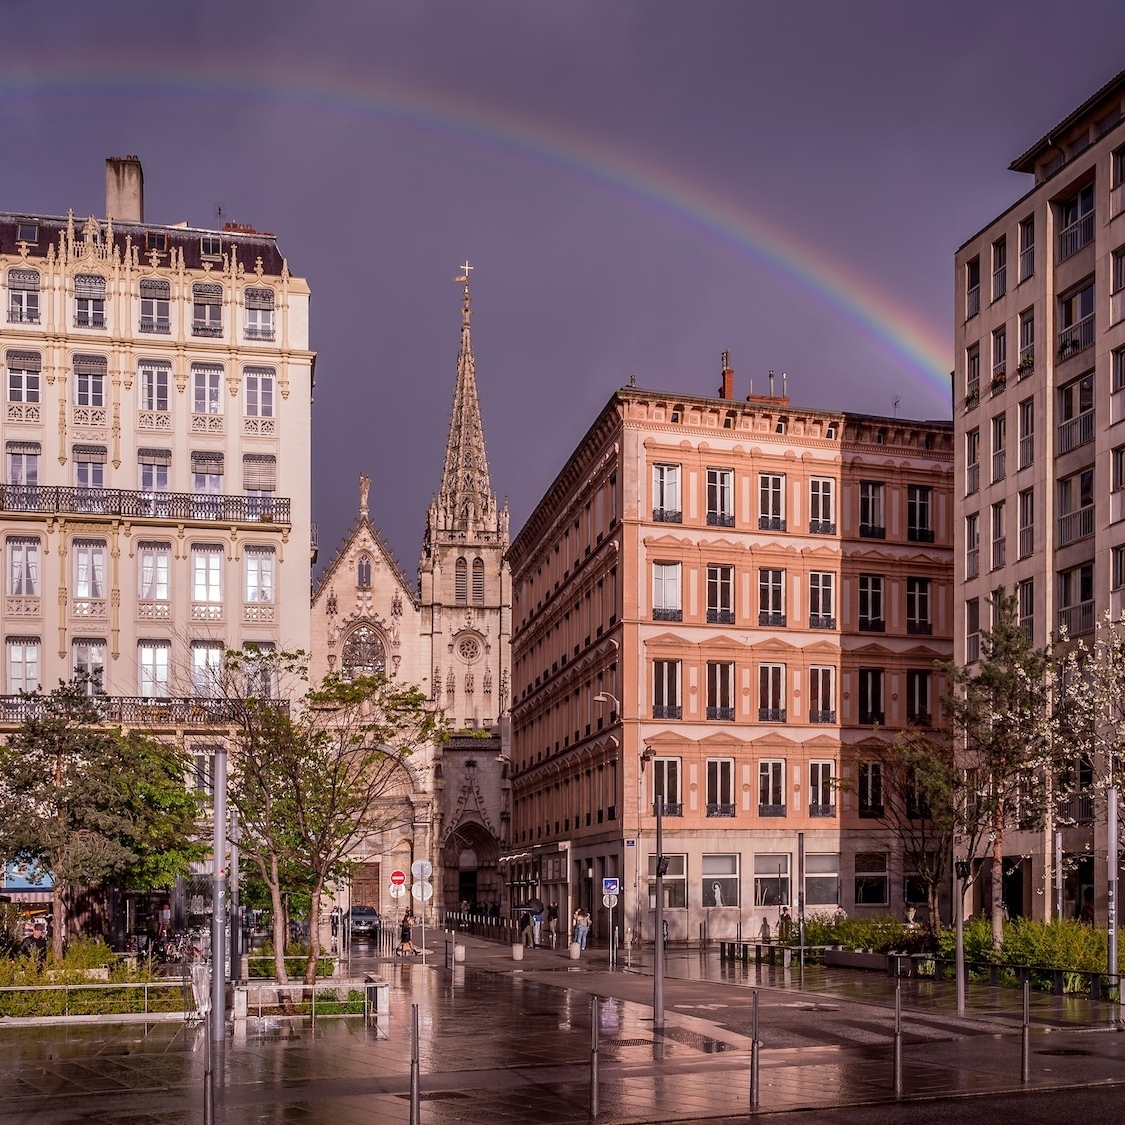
[823,948,889,972]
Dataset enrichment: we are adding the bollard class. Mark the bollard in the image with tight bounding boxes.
[512,943,524,961]
[410,1003,420,1125]
[893,977,903,1096]
[454,942,466,963]
[1021,976,1030,1084]
[750,989,760,1110]
[590,995,600,1117]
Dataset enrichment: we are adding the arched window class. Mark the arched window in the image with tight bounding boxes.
[357,554,372,589]
[455,557,468,604]
[342,624,385,677]
[472,558,485,604]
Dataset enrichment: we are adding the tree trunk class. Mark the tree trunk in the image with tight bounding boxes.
[304,881,323,985]
[52,881,65,962]
[928,880,942,929]
[991,818,1005,949]
[268,857,288,982]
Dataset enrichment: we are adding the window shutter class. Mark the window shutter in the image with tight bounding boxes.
[139,278,170,297]
[7,269,40,291]
[242,454,277,491]
[244,287,274,310]
[72,445,107,463]
[193,282,223,304]
[73,355,108,376]
[6,440,41,454]
[74,274,106,298]
[5,350,41,371]
[138,448,172,464]
[191,451,225,473]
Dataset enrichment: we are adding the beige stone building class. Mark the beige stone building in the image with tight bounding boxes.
[954,68,1125,921]
[505,362,952,944]
[309,271,511,917]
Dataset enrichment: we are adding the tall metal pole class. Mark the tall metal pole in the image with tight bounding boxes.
[590,994,600,1117]
[797,831,806,960]
[211,746,227,1046]
[1055,830,1064,922]
[654,796,665,1034]
[228,808,240,983]
[1109,786,1119,981]
[893,976,903,1095]
[409,1003,420,1124]
[954,868,966,1016]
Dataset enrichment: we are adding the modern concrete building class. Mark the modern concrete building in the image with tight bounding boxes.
[504,361,952,944]
[954,69,1125,921]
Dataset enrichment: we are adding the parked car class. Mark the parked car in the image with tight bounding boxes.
[348,905,381,940]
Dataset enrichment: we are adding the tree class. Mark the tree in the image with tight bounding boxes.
[0,680,204,958]
[939,589,1059,948]
[225,650,442,983]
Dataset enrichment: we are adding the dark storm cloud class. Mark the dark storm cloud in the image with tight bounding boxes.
[2,1,1123,574]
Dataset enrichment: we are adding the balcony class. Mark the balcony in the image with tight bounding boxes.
[858,618,885,633]
[758,611,786,627]
[809,614,836,630]
[992,265,1006,299]
[139,318,171,334]
[1019,246,1034,282]
[1017,346,1034,378]
[707,706,735,720]
[992,449,1006,482]
[652,607,682,622]
[809,709,836,724]
[1057,506,1095,547]
[967,285,980,318]
[1019,527,1034,559]
[706,803,736,818]
[758,707,786,723]
[706,511,734,527]
[809,803,836,818]
[74,313,105,329]
[1058,212,1094,260]
[8,309,40,324]
[907,711,933,728]
[706,608,735,624]
[907,525,935,543]
[0,695,287,728]
[0,485,291,525]
[966,463,980,494]
[859,710,885,725]
[660,802,684,817]
[652,507,681,523]
[192,321,223,338]
[138,410,172,432]
[809,518,836,535]
[1060,791,1095,825]
[1058,314,1095,361]
[859,803,885,819]
[1057,409,1095,454]
[1019,434,1033,469]
[1112,289,1125,327]
[992,537,1006,569]
[759,515,786,532]
[966,548,979,578]
[1058,600,1094,637]
[859,523,886,539]
[906,619,933,635]
[244,326,275,341]
[652,704,682,720]
[967,633,981,662]
[758,803,786,818]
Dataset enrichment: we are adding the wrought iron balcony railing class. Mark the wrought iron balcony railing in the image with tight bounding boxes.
[0,485,290,525]
[0,694,288,726]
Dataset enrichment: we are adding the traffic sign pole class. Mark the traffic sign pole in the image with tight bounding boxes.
[411,859,433,958]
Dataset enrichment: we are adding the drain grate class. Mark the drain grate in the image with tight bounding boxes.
[605,1037,654,1047]
[661,1026,734,1054]
[1036,1048,1091,1057]
[396,1091,470,1101]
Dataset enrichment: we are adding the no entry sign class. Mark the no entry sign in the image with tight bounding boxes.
[390,870,407,887]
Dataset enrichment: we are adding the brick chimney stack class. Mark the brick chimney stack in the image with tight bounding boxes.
[718,349,734,399]
[105,155,144,224]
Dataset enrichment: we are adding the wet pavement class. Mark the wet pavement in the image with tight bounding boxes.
[4,932,1125,1123]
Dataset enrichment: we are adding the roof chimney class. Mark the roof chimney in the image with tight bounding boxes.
[105,155,144,224]
[718,349,734,399]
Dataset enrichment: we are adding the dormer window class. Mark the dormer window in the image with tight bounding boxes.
[16,222,38,244]
[146,231,168,253]
[201,235,222,258]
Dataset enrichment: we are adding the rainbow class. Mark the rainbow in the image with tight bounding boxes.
[0,65,952,409]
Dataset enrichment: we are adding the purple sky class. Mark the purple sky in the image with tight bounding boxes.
[3,2,1124,578]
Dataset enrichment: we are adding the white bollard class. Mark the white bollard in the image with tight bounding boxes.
[454,943,466,963]
[570,942,582,960]
[512,943,525,961]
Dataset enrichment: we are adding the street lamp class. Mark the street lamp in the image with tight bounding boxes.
[593,691,619,716]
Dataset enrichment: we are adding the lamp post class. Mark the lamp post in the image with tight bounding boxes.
[211,745,228,1047]
[954,859,969,1016]
[654,794,667,1034]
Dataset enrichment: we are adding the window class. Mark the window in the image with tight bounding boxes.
[138,641,171,697]
[75,357,106,406]
[809,476,835,533]
[472,557,485,604]
[6,442,40,502]
[341,624,386,676]
[139,278,170,333]
[1058,281,1095,359]
[966,256,980,318]
[73,539,107,605]
[652,463,681,522]
[652,659,681,719]
[192,365,223,414]
[7,269,39,324]
[357,554,372,589]
[652,562,682,621]
[72,639,105,694]
[758,759,785,815]
[138,541,171,603]
[706,565,734,623]
[991,237,1006,300]
[245,546,275,603]
[1019,578,1035,640]
[992,328,1007,383]
[1018,488,1034,559]
[192,545,223,604]
[191,643,224,697]
[6,537,39,597]
[854,852,889,906]
[758,568,785,626]
[809,571,835,629]
[991,414,1006,481]
[1019,216,1035,281]
[1018,308,1035,375]
[806,854,840,905]
[966,598,981,662]
[191,452,224,517]
[758,473,785,530]
[907,485,932,542]
[858,481,884,537]
[991,500,1006,569]
[809,761,835,816]
[6,637,40,693]
[706,758,735,816]
[243,454,277,517]
[244,367,275,417]
[758,663,785,722]
[966,427,980,493]
[74,274,106,328]
[454,557,467,602]
[809,666,835,723]
[966,512,980,578]
[73,445,106,506]
[858,668,884,724]
[139,362,170,413]
[1058,184,1094,259]
[244,287,275,340]
[1113,248,1125,325]
[200,234,222,258]
[702,854,739,907]
[648,854,686,909]
[139,449,171,512]
[858,575,884,631]
[704,662,735,721]
[753,853,789,906]
[243,643,276,699]
[966,343,980,401]
[6,349,40,402]
[653,757,681,814]
[16,222,38,244]
[906,577,931,633]
[1058,562,1095,637]
[1058,468,1094,547]
[192,283,223,336]
[1018,398,1034,468]
[706,468,733,526]
[907,669,931,726]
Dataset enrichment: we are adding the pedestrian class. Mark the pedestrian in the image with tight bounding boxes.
[22,921,48,965]
[397,911,419,955]
[519,911,534,947]
[574,908,590,950]
[546,902,559,947]
[833,905,847,924]
[778,906,794,942]
[532,909,543,947]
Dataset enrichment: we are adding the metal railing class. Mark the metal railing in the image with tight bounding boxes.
[1057,408,1095,453]
[706,608,735,624]
[652,704,681,719]
[966,462,979,494]
[0,694,287,726]
[1057,506,1095,546]
[1113,181,1125,220]
[757,707,786,722]
[809,803,836,817]
[907,526,935,542]
[1058,600,1095,637]
[809,710,836,724]
[707,706,735,720]
[758,612,786,627]
[652,607,682,622]
[758,803,786,818]
[139,319,171,334]
[652,508,681,523]
[992,266,1006,299]
[706,803,736,817]
[1019,246,1034,281]
[1058,313,1095,360]
[1019,527,1034,559]
[706,511,734,527]
[808,519,836,535]
[967,633,981,662]
[992,536,1006,569]
[966,548,979,579]
[992,449,1006,481]
[0,485,291,525]
[1058,212,1094,259]
[859,524,886,539]
[1060,791,1095,825]
[809,614,836,630]
[758,515,786,531]
[0,979,192,1018]
[967,285,980,318]
[1019,434,1034,469]
[906,619,932,635]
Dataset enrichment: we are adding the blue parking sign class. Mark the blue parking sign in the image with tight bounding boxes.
[602,877,619,895]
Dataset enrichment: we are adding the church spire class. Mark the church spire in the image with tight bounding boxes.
[428,263,504,543]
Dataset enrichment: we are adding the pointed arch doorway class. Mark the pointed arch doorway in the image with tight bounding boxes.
[442,821,500,911]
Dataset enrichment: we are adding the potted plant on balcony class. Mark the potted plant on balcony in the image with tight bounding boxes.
[964,387,980,408]
[1017,353,1034,376]
[990,370,1006,394]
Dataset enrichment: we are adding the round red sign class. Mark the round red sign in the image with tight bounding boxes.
[390,870,407,886]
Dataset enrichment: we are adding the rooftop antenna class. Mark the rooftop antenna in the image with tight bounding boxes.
[893,396,901,419]
[215,202,225,229]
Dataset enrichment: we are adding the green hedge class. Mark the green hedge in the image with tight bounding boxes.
[0,981,190,1018]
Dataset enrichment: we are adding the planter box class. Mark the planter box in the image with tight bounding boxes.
[822,948,888,972]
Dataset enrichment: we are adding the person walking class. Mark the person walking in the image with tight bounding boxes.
[532,908,543,948]
[546,902,559,947]
[397,912,419,956]
[518,911,534,947]
[22,921,48,965]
